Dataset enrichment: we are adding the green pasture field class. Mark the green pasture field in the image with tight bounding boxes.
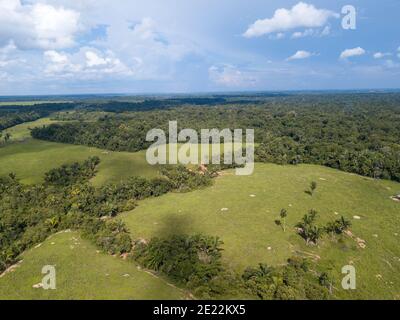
[120,163,400,299]
[0,231,185,299]
[0,139,159,186]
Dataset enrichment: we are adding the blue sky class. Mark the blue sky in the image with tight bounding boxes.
[0,0,399,95]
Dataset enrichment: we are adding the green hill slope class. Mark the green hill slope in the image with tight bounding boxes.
[0,231,185,300]
[2,118,59,142]
[0,139,159,185]
[121,163,400,299]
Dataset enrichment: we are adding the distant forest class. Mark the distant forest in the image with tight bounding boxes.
[28,93,400,182]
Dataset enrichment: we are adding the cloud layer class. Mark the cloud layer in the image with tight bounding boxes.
[0,1,399,94]
[0,0,80,49]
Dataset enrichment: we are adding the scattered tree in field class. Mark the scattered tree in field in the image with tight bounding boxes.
[296,209,324,245]
[309,181,317,196]
[319,271,335,295]
[4,132,11,143]
[280,209,288,232]
[0,131,11,145]
[325,216,351,235]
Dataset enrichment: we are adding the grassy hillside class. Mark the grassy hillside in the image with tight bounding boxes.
[2,118,59,142]
[0,139,159,185]
[121,163,400,299]
[1,133,399,299]
[0,140,248,185]
[0,231,185,300]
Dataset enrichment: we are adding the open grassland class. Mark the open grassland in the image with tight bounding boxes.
[0,101,70,106]
[121,163,400,299]
[0,139,159,185]
[0,140,248,185]
[0,231,184,300]
[2,118,59,142]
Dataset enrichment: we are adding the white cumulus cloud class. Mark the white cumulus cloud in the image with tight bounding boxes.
[373,52,391,59]
[85,51,108,67]
[287,50,314,60]
[243,2,338,38]
[44,50,69,64]
[0,0,80,49]
[340,47,365,60]
[44,47,132,78]
[208,64,257,87]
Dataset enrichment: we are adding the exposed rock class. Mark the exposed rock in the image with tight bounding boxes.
[390,195,400,202]
[120,253,129,260]
[0,260,23,278]
[356,237,366,249]
[344,230,366,249]
[138,238,148,245]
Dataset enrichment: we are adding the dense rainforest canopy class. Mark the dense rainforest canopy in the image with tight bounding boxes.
[30,93,400,181]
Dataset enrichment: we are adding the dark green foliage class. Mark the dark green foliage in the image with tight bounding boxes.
[81,218,132,255]
[0,103,74,132]
[325,216,352,235]
[0,111,42,131]
[297,210,353,244]
[160,165,212,192]
[318,272,335,295]
[309,181,317,196]
[133,234,224,289]
[242,257,329,300]
[279,209,288,232]
[133,237,332,299]
[44,156,100,186]
[296,210,324,245]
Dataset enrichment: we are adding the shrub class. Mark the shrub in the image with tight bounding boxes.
[242,257,331,300]
[133,234,224,289]
[44,157,100,186]
[325,216,351,235]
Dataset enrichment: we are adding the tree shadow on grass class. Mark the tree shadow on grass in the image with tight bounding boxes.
[156,213,192,238]
[304,190,312,196]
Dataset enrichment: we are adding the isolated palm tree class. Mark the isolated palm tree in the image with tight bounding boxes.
[45,217,59,229]
[280,209,288,232]
[310,181,317,196]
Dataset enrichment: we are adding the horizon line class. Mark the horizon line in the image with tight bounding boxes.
[1,88,400,99]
